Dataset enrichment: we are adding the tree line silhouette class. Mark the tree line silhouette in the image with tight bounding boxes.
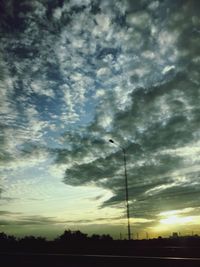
[1,230,200,256]
[0,230,113,254]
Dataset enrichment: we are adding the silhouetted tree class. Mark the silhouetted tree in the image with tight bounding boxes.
[55,229,73,242]
[56,229,88,243]
[90,234,100,241]
[100,234,113,241]
[0,232,8,241]
[73,230,88,241]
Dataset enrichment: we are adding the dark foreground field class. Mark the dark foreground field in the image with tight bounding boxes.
[2,232,200,266]
[1,252,200,267]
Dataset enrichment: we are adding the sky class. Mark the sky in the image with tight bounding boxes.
[0,0,200,240]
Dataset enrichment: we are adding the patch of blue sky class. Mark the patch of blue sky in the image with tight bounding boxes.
[42,128,65,149]
[40,105,96,150]
[12,165,49,182]
[80,96,97,125]
[26,90,60,117]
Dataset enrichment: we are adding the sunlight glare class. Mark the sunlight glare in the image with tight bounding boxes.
[160,215,193,225]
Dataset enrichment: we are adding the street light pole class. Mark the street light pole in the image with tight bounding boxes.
[109,139,131,240]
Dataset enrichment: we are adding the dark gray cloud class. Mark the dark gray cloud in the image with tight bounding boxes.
[0,212,122,227]
[0,210,22,215]
[58,0,200,222]
[0,213,60,226]
[58,216,122,225]
[62,71,200,218]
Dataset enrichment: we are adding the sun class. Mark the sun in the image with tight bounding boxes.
[151,209,200,235]
[160,215,193,225]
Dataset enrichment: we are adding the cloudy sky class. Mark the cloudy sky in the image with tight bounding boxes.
[0,0,200,239]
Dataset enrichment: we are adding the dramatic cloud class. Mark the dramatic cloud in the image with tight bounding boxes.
[59,0,200,220]
[0,0,200,237]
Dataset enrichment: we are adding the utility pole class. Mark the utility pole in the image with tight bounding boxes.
[120,233,122,240]
[146,232,149,239]
[137,232,139,240]
[109,139,131,240]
